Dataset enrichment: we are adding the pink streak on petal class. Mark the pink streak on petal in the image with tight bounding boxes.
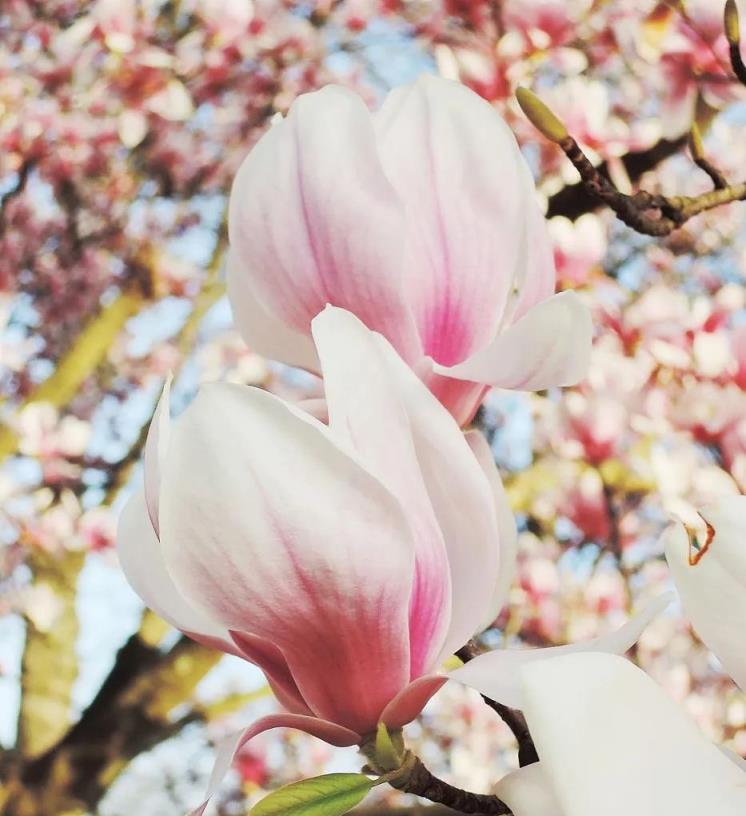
[188,714,361,816]
[312,309,451,681]
[159,383,415,736]
[416,361,488,427]
[230,630,313,716]
[375,76,547,366]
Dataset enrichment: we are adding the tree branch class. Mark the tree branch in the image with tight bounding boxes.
[546,137,687,220]
[455,642,538,767]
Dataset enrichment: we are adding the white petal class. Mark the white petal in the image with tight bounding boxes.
[143,375,172,536]
[116,487,233,651]
[520,652,746,816]
[448,594,672,708]
[494,764,564,816]
[229,84,420,362]
[227,250,319,371]
[465,429,517,629]
[437,291,592,391]
[665,508,746,691]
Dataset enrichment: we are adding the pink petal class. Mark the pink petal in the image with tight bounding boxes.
[226,250,320,372]
[464,430,518,629]
[437,291,592,391]
[448,594,672,708]
[417,364,488,427]
[311,307,451,679]
[116,487,237,655]
[158,382,415,734]
[189,714,361,816]
[143,375,172,537]
[379,674,447,730]
[368,330,504,664]
[230,631,313,716]
[375,75,553,366]
[229,85,421,364]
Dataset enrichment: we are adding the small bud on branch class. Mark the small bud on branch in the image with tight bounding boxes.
[517,87,746,236]
[516,87,568,144]
[725,0,746,84]
[725,0,741,46]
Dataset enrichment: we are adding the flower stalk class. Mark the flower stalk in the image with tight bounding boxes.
[361,728,512,815]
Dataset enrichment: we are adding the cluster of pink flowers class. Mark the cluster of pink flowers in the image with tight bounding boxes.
[2,1,745,812]
[114,71,746,814]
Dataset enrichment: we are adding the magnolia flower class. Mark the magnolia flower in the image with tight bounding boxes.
[227,74,591,426]
[494,652,746,816]
[118,307,661,814]
[665,495,746,692]
[493,497,746,815]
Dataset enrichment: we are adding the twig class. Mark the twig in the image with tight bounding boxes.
[689,124,728,190]
[455,641,539,767]
[546,137,686,220]
[391,754,511,815]
[517,88,746,237]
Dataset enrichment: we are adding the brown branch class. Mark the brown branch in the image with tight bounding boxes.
[0,159,35,232]
[729,41,746,84]
[4,629,221,815]
[553,134,746,236]
[545,137,686,220]
[455,642,539,767]
[692,156,728,190]
[531,0,746,233]
[354,808,456,816]
[392,755,510,815]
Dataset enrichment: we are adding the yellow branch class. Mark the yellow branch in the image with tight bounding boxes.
[16,548,86,760]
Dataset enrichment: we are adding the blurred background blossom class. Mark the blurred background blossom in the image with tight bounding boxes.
[0,1,744,814]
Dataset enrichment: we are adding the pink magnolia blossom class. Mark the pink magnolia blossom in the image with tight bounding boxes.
[503,0,592,51]
[549,214,607,288]
[117,307,660,814]
[227,75,591,426]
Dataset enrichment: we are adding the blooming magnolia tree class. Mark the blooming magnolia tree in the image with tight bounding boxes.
[0,1,745,815]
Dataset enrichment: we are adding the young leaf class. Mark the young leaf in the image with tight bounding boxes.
[251,773,375,816]
[374,722,403,771]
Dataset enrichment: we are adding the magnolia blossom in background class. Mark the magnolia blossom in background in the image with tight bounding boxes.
[549,214,607,288]
[227,75,591,425]
[118,307,665,814]
[493,496,746,816]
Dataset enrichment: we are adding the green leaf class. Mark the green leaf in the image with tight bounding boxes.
[251,773,375,816]
[374,722,403,772]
